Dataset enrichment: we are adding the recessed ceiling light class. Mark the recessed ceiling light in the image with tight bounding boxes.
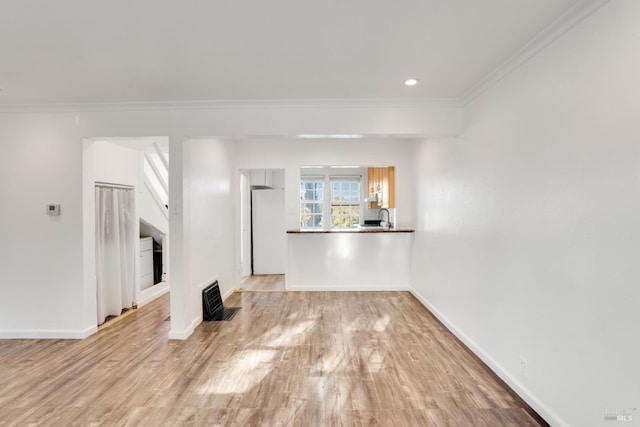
[404,78,419,86]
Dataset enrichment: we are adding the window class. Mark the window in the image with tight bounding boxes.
[301,174,363,229]
[300,178,323,228]
[330,178,360,228]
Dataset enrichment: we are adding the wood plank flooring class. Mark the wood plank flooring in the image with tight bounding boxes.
[0,289,546,426]
[239,275,286,291]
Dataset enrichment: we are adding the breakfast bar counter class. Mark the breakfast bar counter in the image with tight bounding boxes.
[287,228,415,234]
[286,228,414,291]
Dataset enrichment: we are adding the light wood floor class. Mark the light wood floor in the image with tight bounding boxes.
[239,274,286,291]
[0,289,546,426]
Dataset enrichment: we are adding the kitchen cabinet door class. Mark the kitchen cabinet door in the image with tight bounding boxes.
[367,167,395,208]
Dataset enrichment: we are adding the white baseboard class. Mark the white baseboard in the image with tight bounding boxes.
[286,284,410,292]
[138,282,170,307]
[168,324,195,340]
[222,287,236,301]
[0,325,97,340]
[408,287,568,427]
[82,325,98,338]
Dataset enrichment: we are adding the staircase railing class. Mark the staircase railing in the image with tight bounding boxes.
[143,142,169,218]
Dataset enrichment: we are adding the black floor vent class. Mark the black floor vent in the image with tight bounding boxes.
[202,280,241,322]
[209,307,241,321]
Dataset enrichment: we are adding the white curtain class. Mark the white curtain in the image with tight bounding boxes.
[95,186,136,325]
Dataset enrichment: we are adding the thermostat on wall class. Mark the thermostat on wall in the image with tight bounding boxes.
[46,204,60,216]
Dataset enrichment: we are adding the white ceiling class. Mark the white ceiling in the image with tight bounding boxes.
[0,0,586,106]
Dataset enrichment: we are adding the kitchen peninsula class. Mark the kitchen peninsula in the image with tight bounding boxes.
[286,228,415,291]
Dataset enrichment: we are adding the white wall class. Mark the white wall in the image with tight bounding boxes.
[90,141,139,186]
[168,138,236,339]
[0,114,85,338]
[411,2,640,426]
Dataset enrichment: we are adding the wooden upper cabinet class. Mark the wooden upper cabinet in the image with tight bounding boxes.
[387,166,395,208]
[367,166,395,209]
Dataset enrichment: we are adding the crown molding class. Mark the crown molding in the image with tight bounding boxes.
[0,97,462,114]
[0,0,610,114]
[461,0,610,105]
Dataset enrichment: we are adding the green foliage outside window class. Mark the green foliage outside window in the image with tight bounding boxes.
[300,177,361,229]
[300,180,323,228]
[331,180,360,228]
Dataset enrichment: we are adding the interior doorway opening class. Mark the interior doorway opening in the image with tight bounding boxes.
[238,169,286,292]
[83,137,170,330]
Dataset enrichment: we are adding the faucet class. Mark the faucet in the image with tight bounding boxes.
[378,208,391,228]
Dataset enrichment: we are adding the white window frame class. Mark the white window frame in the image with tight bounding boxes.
[329,176,361,229]
[300,177,324,229]
[300,172,364,230]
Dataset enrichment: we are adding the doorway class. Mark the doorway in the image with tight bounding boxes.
[238,169,286,291]
[83,137,170,330]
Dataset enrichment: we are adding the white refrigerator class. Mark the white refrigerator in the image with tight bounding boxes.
[252,189,285,274]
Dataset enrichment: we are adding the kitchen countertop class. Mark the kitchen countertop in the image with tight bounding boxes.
[287,228,414,233]
[287,226,414,291]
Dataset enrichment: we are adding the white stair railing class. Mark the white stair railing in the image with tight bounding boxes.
[143,145,169,218]
[152,142,169,172]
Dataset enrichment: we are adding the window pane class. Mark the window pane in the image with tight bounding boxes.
[329,179,361,229]
[300,179,324,228]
